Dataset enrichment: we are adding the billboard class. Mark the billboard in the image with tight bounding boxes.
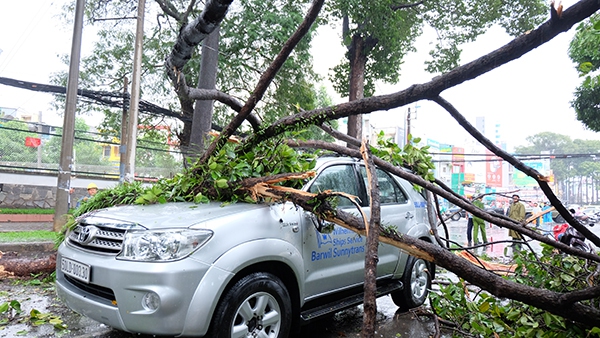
[485,150,503,187]
[513,160,544,187]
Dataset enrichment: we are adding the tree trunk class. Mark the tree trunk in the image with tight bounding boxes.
[346,34,367,147]
[0,253,56,277]
[360,143,379,338]
[190,26,221,156]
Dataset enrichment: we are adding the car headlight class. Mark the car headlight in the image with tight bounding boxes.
[117,229,213,262]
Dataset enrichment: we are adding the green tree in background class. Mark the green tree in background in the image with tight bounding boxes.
[569,14,600,131]
[325,0,548,140]
[54,0,322,149]
[515,132,600,204]
[0,120,39,163]
[43,118,107,166]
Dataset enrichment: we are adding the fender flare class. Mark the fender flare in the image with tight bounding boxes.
[180,238,304,336]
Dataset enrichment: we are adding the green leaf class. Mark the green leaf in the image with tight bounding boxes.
[216,179,228,189]
[9,300,21,313]
[560,273,574,282]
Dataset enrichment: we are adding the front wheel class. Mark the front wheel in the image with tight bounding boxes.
[391,256,432,311]
[451,213,461,221]
[208,272,292,338]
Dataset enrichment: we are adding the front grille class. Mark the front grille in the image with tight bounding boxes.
[65,275,116,304]
[67,224,126,254]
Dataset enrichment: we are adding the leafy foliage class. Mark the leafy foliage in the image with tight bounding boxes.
[326,0,547,97]
[42,117,107,165]
[514,132,600,204]
[431,246,600,337]
[71,137,318,217]
[569,14,600,132]
[0,299,67,333]
[0,120,41,163]
[55,0,322,146]
[370,131,436,184]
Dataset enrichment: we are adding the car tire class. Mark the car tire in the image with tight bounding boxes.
[391,256,432,311]
[208,272,292,338]
[451,213,461,221]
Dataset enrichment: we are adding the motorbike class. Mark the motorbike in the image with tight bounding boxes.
[552,214,595,252]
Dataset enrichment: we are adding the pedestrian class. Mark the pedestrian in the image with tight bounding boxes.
[472,196,487,245]
[507,194,526,251]
[466,196,474,247]
[76,183,99,208]
[542,202,553,226]
[532,202,542,227]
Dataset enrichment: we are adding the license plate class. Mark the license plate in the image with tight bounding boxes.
[61,257,91,283]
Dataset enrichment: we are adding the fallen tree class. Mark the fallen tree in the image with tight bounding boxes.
[65,0,600,335]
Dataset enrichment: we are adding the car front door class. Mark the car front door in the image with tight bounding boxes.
[302,163,368,297]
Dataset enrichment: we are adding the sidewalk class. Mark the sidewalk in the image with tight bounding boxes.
[0,222,55,254]
[0,221,54,232]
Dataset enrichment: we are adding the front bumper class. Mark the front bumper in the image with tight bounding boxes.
[56,241,227,336]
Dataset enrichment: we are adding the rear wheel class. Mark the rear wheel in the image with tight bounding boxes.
[208,272,292,338]
[572,241,589,252]
[451,213,461,221]
[391,256,432,311]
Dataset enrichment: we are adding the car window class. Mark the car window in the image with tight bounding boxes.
[359,166,408,205]
[308,164,360,207]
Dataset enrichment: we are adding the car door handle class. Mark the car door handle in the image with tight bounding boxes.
[405,212,414,219]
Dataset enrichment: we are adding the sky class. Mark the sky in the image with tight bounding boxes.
[1,0,599,152]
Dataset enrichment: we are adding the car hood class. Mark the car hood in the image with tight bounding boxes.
[81,202,269,230]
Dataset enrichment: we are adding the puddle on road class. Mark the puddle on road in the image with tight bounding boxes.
[0,277,112,338]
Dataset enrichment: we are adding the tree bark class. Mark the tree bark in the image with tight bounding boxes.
[197,0,325,166]
[347,34,367,147]
[360,141,379,338]
[190,26,221,156]
[0,252,56,277]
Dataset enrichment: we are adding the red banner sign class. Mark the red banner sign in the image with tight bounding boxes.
[25,137,41,148]
[485,150,502,187]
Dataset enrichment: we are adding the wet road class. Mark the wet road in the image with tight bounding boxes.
[2,217,592,337]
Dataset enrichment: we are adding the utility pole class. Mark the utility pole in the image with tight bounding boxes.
[119,77,129,183]
[124,0,145,182]
[406,107,411,145]
[53,0,84,232]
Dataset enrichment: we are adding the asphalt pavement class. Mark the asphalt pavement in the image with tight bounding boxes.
[0,218,591,338]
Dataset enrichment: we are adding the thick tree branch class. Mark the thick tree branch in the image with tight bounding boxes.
[285,139,600,263]
[165,51,262,131]
[241,0,600,149]
[432,95,600,248]
[391,1,424,11]
[197,0,325,166]
[361,140,380,337]
[165,0,233,76]
[254,181,600,325]
[154,0,186,22]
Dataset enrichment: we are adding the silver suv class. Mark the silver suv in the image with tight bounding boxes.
[56,157,436,337]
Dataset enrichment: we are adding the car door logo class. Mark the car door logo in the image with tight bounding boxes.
[77,225,98,245]
[316,232,333,248]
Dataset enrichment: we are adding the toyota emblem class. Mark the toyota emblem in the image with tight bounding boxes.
[77,225,98,245]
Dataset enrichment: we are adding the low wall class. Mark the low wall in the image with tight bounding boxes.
[0,184,88,209]
[0,170,121,209]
